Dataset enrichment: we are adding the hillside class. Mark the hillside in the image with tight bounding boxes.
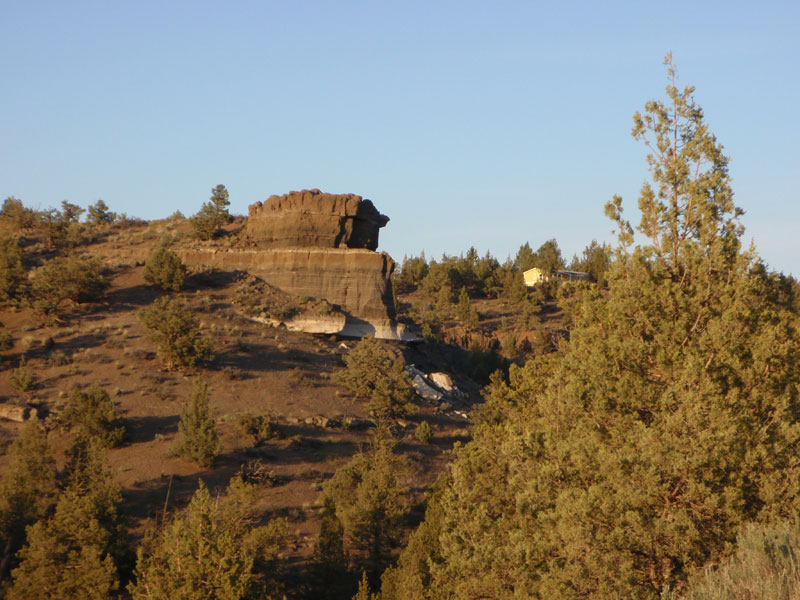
[0,211,556,597]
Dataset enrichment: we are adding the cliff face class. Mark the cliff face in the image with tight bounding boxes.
[244,189,389,251]
[180,190,418,341]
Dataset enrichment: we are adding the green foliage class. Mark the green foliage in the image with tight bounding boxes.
[456,286,478,326]
[1,196,38,230]
[86,199,116,225]
[236,412,274,446]
[569,239,611,286]
[143,244,187,291]
[29,255,109,314]
[353,571,379,600]
[139,296,214,369]
[0,234,25,303]
[129,477,286,600]
[322,426,409,587]
[387,56,800,599]
[38,202,86,249]
[335,336,415,419]
[394,253,429,293]
[414,420,432,444]
[0,421,57,582]
[60,383,125,447]
[662,522,800,600]
[7,440,128,600]
[171,379,221,467]
[9,357,34,392]
[313,496,350,598]
[191,184,231,240]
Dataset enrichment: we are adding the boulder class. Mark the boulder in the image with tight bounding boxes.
[410,373,443,403]
[0,403,32,422]
[430,372,455,392]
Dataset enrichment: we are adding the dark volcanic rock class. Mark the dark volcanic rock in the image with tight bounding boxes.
[244,189,389,251]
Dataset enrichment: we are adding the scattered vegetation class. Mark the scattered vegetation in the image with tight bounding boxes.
[29,255,110,315]
[139,296,214,369]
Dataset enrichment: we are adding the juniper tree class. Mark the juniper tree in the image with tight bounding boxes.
[335,336,415,419]
[143,244,187,291]
[7,439,129,600]
[323,426,409,590]
[139,296,214,369]
[129,477,286,600]
[171,379,221,467]
[0,421,57,584]
[383,55,800,599]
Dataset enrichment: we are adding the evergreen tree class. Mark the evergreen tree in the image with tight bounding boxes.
[0,234,25,303]
[322,426,409,588]
[129,478,285,600]
[191,184,231,240]
[143,244,187,291]
[86,199,116,225]
[313,496,350,598]
[513,242,536,272]
[533,238,564,273]
[385,55,800,599]
[139,296,214,369]
[335,337,415,419]
[7,439,128,600]
[171,379,221,467]
[61,383,125,447]
[0,422,57,584]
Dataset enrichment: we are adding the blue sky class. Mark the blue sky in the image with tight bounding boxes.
[2,1,798,272]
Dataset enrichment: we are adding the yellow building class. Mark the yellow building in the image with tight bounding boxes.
[523,268,591,287]
[523,267,548,286]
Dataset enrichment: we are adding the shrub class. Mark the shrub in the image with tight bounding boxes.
[662,522,800,600]
[415,421,432,444]
[143,245,186,291]
[86,200,115,225]
[60,384,125,447]
[139,296,214,369]
[334,337,415,419]
[9,358,34,392]
[237,412,273,446]
[170,379,221,467]
[29,255,109,315]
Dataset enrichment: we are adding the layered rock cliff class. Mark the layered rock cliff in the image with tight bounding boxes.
[179,190,417,341]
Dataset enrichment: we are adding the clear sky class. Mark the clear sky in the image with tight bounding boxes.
[2,1,798,273]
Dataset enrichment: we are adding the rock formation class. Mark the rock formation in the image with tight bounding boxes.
[179,190,418,341]
[244,189,389,251]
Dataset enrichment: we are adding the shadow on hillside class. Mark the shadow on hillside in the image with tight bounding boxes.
[213,343,340,375]
[104,284,161,311]
[121,463,243,522]
[123,414,180,444]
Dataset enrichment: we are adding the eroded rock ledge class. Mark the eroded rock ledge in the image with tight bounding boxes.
[179,190,419,341]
